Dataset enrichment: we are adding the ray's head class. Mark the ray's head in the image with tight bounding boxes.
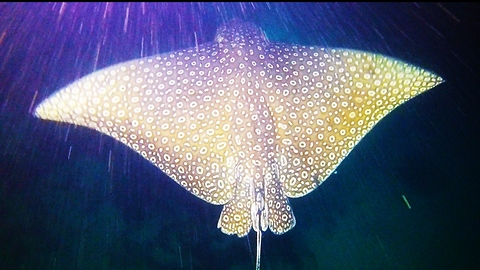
[214,19,268,45]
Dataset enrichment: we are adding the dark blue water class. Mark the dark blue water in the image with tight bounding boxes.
[1,3,479,269]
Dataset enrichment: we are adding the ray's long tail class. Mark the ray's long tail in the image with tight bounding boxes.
[256,229,262,270]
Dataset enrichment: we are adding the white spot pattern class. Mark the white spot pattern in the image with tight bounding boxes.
[35,20,443,239]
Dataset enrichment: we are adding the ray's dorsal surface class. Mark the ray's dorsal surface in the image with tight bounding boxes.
[34,20,443,269]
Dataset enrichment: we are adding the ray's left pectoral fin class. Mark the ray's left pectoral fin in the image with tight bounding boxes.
[273,48,443,199]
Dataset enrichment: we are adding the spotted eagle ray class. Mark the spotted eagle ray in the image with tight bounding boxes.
[34,20,443,269]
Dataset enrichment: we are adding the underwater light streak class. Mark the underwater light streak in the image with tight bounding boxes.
[402,195,412,209]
